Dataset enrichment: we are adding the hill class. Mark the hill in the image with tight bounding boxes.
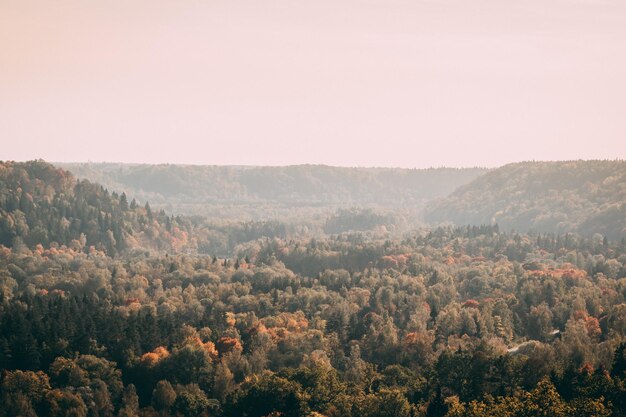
[56,163,487,221]
[424,160,626,239]
[0,160,202,254]
[2,160,626,417]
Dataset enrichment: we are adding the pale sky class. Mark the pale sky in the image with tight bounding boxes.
[1,0,625,167]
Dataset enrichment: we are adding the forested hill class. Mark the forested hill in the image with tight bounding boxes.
[57,163,487,206]
[0,160,201,254]
[2,160,626,416]
[424,160,626,239]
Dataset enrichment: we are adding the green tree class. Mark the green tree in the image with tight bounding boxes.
[152,380,177,412]
[227,372,309,417]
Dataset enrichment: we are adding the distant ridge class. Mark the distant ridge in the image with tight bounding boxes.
[424,160,626,239]
[56,163,487,206]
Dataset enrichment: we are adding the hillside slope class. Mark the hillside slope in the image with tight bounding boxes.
[424,160,626,239]
[0,160,201,254]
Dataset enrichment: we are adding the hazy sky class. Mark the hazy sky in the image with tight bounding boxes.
[1,0,625,167]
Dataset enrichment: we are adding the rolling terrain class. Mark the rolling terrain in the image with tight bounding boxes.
[57,163,488,223]
[425,160,626,239]
[1,159,626,416]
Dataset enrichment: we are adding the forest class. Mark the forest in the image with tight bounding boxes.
[1,160,626,416]
[424,161,626,239]
[56,163,487,224]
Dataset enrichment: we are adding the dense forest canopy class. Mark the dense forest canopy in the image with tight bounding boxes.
[0,161,412,256]
[0,160,205,255]
[1,159,626,417]
[59,160,626,240]
[425,160,626,239]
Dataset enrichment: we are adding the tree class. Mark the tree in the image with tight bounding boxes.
[119,384,139,417]
[44,389,88,417]
[145,202,153,221]
[213,362,235,402]
[528,303,553,341]
[0,370,50,417]
[280,364,346,414]
[611,342,626,379]
[227,372,309,417]
[120,193,129,211]
[152,380,177,412]
[172,384,216,417]
[357,389,412,417]
[92,379,114,417]
[159,344,214,392]
[524,377,570,417]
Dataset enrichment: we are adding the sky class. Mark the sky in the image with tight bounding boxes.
[1,0,625,168]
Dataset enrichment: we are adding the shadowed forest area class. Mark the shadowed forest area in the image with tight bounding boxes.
[1,160,625,416]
